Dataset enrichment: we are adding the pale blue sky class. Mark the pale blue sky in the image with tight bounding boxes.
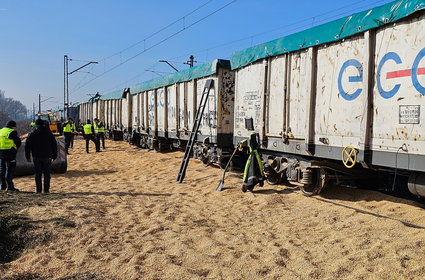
[0,0,393,111]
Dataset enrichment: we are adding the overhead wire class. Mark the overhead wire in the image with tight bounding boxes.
[75,0,390,101]
[69,64,96,94]
[161,0,391,63]
[70,0,237,100]
[99,0,214,63]
[138,0,391,81]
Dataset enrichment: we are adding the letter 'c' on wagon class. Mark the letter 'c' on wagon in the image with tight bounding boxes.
[338,59,363,101]
[377,52,402,99]
[412,47,425,95]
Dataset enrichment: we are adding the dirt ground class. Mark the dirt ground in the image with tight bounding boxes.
[1,139,425,280]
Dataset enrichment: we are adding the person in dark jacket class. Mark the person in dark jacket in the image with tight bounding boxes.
[0,120,21,191]
[82,119,100,153]
[25,118,57,193]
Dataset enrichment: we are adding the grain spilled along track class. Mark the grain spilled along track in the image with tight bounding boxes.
[1,139,425,280]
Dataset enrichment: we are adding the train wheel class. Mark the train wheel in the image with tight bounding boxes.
[265,157,289,185]
[201,155,210,167]
[266,173,281,185]
[300,168,328,196]
[157,141,169,152]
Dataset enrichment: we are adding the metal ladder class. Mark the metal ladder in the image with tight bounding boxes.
[176,79,214,183]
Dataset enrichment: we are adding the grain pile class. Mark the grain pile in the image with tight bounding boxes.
[1,139,425,279]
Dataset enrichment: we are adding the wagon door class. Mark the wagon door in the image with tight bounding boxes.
[234,61,265,142]
[99,100,105,125]
[197,77,218,141]
[147,90,156,134]
[177,82,188,138]
[287,50,311,140]
[315,35,367,159]
[167,85,178,138]
[157,88,166,137]
[266,56,286,137]
[132,93,139,131]
[371,15,425,171]
[121,95,130,131]
[187,81,196,130]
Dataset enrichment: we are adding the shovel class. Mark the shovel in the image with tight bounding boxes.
[216,140,247,191]
[216,147,238,191]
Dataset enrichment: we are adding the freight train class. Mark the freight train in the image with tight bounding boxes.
[75,0,425,197]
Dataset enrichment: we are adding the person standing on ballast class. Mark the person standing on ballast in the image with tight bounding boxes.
[82,120,100,153]
[94,118,106,151]
[0,120,21,191]
[63,118,76,154]
[25,118,57,193]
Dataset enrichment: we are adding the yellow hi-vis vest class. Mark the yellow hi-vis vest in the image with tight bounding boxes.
[30,122,36,128]
[94,121,105,133]
[242,146,265,182]
[83,124,93,135]
[63,123,76,133]
[0,127,16,150]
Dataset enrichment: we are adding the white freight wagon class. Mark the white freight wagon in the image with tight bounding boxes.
[231,0,425,195]
[78,101,93,127]
[96,89,131,140]
[129,59,235,166]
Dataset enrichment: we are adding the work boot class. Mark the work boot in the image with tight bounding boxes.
[6,187,20,192]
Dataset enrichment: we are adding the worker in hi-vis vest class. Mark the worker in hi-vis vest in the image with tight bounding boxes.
[0,120,22,191]
[94,118,106,151]
[82,120,100,153]
[63,118,77,154]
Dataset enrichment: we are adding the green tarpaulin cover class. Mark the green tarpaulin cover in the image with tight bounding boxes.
[129,59,230,95]
[230,0,425,70]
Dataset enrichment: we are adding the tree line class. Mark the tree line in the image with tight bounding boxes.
[0,89,30,134]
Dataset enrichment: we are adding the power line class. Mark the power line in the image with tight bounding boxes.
[162,0,390,63]
[71,0,237,100]
[69,64,96,93]
[99,0,213,63]
[83,0,390,101]
[102,0,391,97]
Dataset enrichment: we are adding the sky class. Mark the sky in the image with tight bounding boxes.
[0,0,394,112]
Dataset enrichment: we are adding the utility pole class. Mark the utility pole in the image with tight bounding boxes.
[38,95,54,116]
[64,55,98,119]
[32,103,35,120]
[64,55,68,121]
[184,55,196,68]
[38,94,41,114]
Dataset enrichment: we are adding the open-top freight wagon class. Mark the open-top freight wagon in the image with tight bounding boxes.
[128,59,235,166]
[78,90,132,140]
[230,0,425,196]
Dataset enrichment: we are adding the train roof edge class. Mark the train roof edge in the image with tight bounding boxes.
[128,59,231,95]
[230,0,425,70]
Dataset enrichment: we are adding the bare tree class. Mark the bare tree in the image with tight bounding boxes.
[0,89,29,127]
